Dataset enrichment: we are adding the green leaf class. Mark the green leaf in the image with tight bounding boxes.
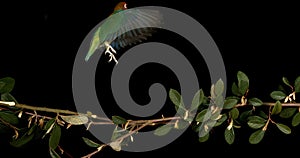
[294,76,300,93]
[109,141,122,151]
[169,89,186,116]
[49,124,61,149]
[169,89,182,108]
[237,71,249,95]
[10,131,35,147]
[49,148,61,158]
[198,133,209,142]
[0,111,19,125]
[195,109,208,122]
[82,137,101,148]
[111,126,122,141]
[247,116,266,129]
[112,116,127,125]
[249,130,265,144]
[275,123,291,134]
[229,108,239,120]
[292,112,300,127]
[270,91,286,101]
[224,127,235,145]
[174,120,190,130]
[271,101,282,115]
[248,98,263,106]
[60,115,89,125]
[44,118,56,130]
[279,108,296,118]
[231,82,241,96]
[215,94,224,107]
[190,89,204,112]
[223,98,238,109]
[214,114,227,127]
[282,77,291,87]
[214,79,224,96]
[0,77,15,94]
[154,124,173,136]
[1,93,18,103]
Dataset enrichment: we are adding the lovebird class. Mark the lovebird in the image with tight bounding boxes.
[85,2,163,64]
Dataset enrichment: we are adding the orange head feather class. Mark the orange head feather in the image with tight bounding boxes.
[113,2,127,12]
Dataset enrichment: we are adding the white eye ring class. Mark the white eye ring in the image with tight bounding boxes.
[124,3,127,9]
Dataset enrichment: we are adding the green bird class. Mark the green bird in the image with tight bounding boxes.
[85,2,163,64]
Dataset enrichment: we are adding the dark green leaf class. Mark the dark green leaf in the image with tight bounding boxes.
[195,109,208,122]
[239,80,249,96]
[1,93,18,103]
[279,108,296,118]
[82,137,101,148]
[223,98,238,109]
[230,108,239,120]
[49,148,61,158]
[49,124,61,149]
[224,127,235,145]
[214,79,224,96]
[258,110,268,119]
[190,89,204,112]
[248,116,267,122]
[0,77,15,94]
[28,124,37,135]
[237,71,249,95]
[292,112,300,127]
[248,98,263,106]
[247,117,266,129]
[275,123,291,134]
[231,82,241,96]
[154,124,173,136]
[270,91,286,101]
[111,116,127,125]
[0,123,10,133]
[44,118,56,130]
[0,111,18,125]
[10,131,35,147]
[271,101,282,115]
[282,77,291,87]
[249,130,265,144]
[198,133,209,142]
[239,110,253,123]
[294,76,300,93]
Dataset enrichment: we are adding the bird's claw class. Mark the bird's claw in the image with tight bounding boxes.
[104,42,118,64]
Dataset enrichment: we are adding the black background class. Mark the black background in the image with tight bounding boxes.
[1,0,299,157]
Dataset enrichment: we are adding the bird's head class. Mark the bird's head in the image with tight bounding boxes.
[114,2,127,12]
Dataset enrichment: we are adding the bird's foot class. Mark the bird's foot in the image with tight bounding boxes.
[104,42,118,65]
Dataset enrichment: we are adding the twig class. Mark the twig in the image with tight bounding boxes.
[235,102,300,108]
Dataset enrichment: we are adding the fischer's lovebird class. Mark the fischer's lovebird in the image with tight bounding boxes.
[85,2,163,64]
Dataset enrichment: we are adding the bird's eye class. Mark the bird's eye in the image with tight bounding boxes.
[124,3,127,9]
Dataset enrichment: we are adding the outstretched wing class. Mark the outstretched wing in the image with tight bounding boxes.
[105,8,164,50]
[85,8,163,61]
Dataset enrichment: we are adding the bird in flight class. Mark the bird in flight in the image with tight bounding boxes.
[85,2,163,64]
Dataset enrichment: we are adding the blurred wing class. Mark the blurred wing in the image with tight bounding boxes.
[105,8,164,50]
